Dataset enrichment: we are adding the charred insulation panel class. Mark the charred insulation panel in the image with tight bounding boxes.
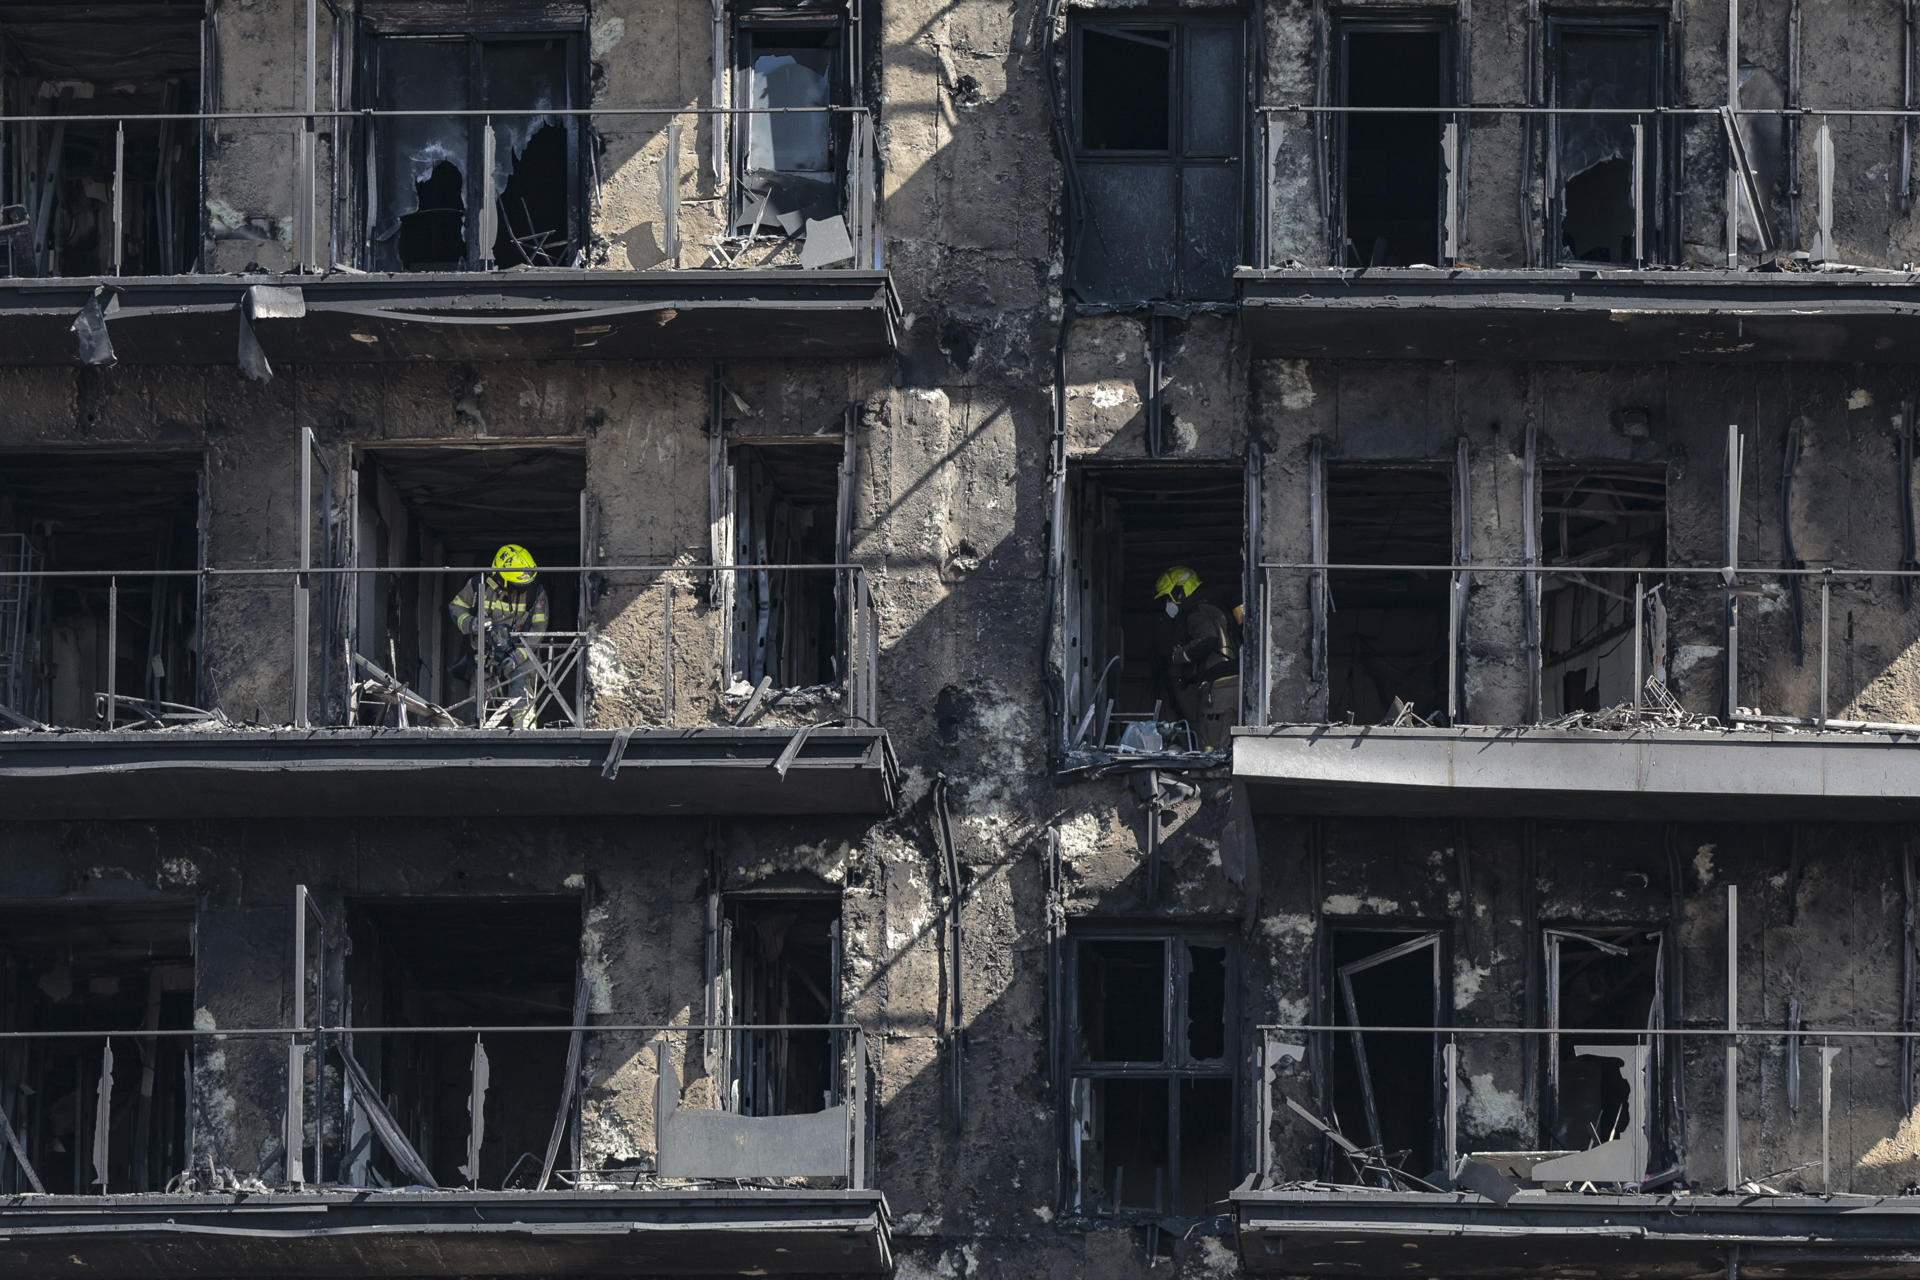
[1069,17,1244,303]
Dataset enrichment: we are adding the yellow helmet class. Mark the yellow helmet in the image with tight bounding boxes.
[1154,565,1201,603]
[492,543,537,586]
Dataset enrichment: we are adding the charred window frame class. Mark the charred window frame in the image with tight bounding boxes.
[1542,926,1672,1175]
[1545,15,1670,267]
[716,891,845,1117]
[1538,464,1668,717]
[1065,930,1237,1217]
[354,17,588,272]
[1322,926,1446,1184]
[1332,15,1456,268]
[1067,16,1245,303]
[730,10,853,235]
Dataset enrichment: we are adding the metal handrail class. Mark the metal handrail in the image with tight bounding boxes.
[1252,560,1857,729]
[0,1021,872,1196]
[0,562,880,731]
[0,104,880,276]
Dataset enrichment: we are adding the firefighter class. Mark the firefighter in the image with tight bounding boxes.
[448,544,549,728]
[1152,565,1237,746]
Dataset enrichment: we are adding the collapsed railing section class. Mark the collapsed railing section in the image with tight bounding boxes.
[0,562,881,733]
[0,105,882,278]
[0,1019,872,1196]
[1249,103,1915,270]
[1253,887,1889,1199]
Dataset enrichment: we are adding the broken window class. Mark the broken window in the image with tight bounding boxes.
[1069,17,1244,303]
[342,896,580,1189]
[1062,464,1247,753]
[1544,927,1665,1174]
[720,893,842,1117]
[347,445,585,728]
[0,902,194,1194]
[726,440,848,691]
[1336,20,1452,267]
[1068,933,1235,1216]
[361,30,583,270]
[1541,466,1666,716]
[1324,466,1452,724]
[732,14,851,236]
[0,2,204,276]
[0,451,204,728]
[1548,19,1665,265]
[1327,928,1442,1185]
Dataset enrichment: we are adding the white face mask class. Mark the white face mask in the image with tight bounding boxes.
[1164,600,1181,618]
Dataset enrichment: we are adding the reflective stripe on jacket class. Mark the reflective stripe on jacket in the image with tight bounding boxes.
[448,575,550,636]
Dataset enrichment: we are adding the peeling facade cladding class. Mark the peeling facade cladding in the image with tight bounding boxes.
[10,1,1920,1279]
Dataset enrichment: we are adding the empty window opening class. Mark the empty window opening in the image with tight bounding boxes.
[1328,928,1442,1185]
[349,445,584,728]
[1541,467,1666,716]
[1069,18,1243,303]
[343,896,580,1190]
[0,451,203,727]
[1079,27,1171,151]
[0,2,204,277]
[723,894,842,1116]
[1064,465,1245,752]
[1545,927,1664,1161]
[0,902,194,1194]
[729,441,845,690]
[363,33,581,271]
[1069,934,1234,1217]
[1550,22,1663,265]
[733,20,848,236]
[1337,24,1450,267]
[1325,467,1452,724]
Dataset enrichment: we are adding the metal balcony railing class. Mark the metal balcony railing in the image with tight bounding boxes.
[1253,102,1920,270]
[0,1019,872,1195]
[1248,559,1919,732]
[0,104,881,278]
[0,562,882,733]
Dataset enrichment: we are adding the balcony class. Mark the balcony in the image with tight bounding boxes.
[1244,99,1920,364]
[0,560,894,820]
[0,104,895,368]
[1236,927,1920,1279]
[0,1022,888,1278]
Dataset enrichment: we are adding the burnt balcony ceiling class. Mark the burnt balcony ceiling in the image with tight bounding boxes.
[1234,1188,1920,1278]
[0,1189,893,1278]
[0,726,899,820]
[1236,268,1920,364]
[0,270,900,366]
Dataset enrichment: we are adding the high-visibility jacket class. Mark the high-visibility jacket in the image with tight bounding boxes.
[448,574,549,639]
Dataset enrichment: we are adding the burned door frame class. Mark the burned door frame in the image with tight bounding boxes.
[711,887,846,1117]
[1066,13,1247,303]
[713,424,855,692]
[1061,926,1239,1217]
[1541,923,1670,1171]
[1543,14,1672,268]
[1329,12,1457,269]
[1321,925,1447,1181]
[351,11,590,271]
[728,6,856,235]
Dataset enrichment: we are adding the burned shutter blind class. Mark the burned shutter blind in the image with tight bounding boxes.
[357,1,588,32]
[1070,19,1242,304]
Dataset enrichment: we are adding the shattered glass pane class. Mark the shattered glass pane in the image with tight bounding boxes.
[372,38,471,269]
[1079,27,1171,151]
[1076,1077,1170,1212]
[1553,27,1660,263]
[1185,944,1227,1062]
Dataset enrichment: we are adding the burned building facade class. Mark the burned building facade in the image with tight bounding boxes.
[5,0,1920,1278]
